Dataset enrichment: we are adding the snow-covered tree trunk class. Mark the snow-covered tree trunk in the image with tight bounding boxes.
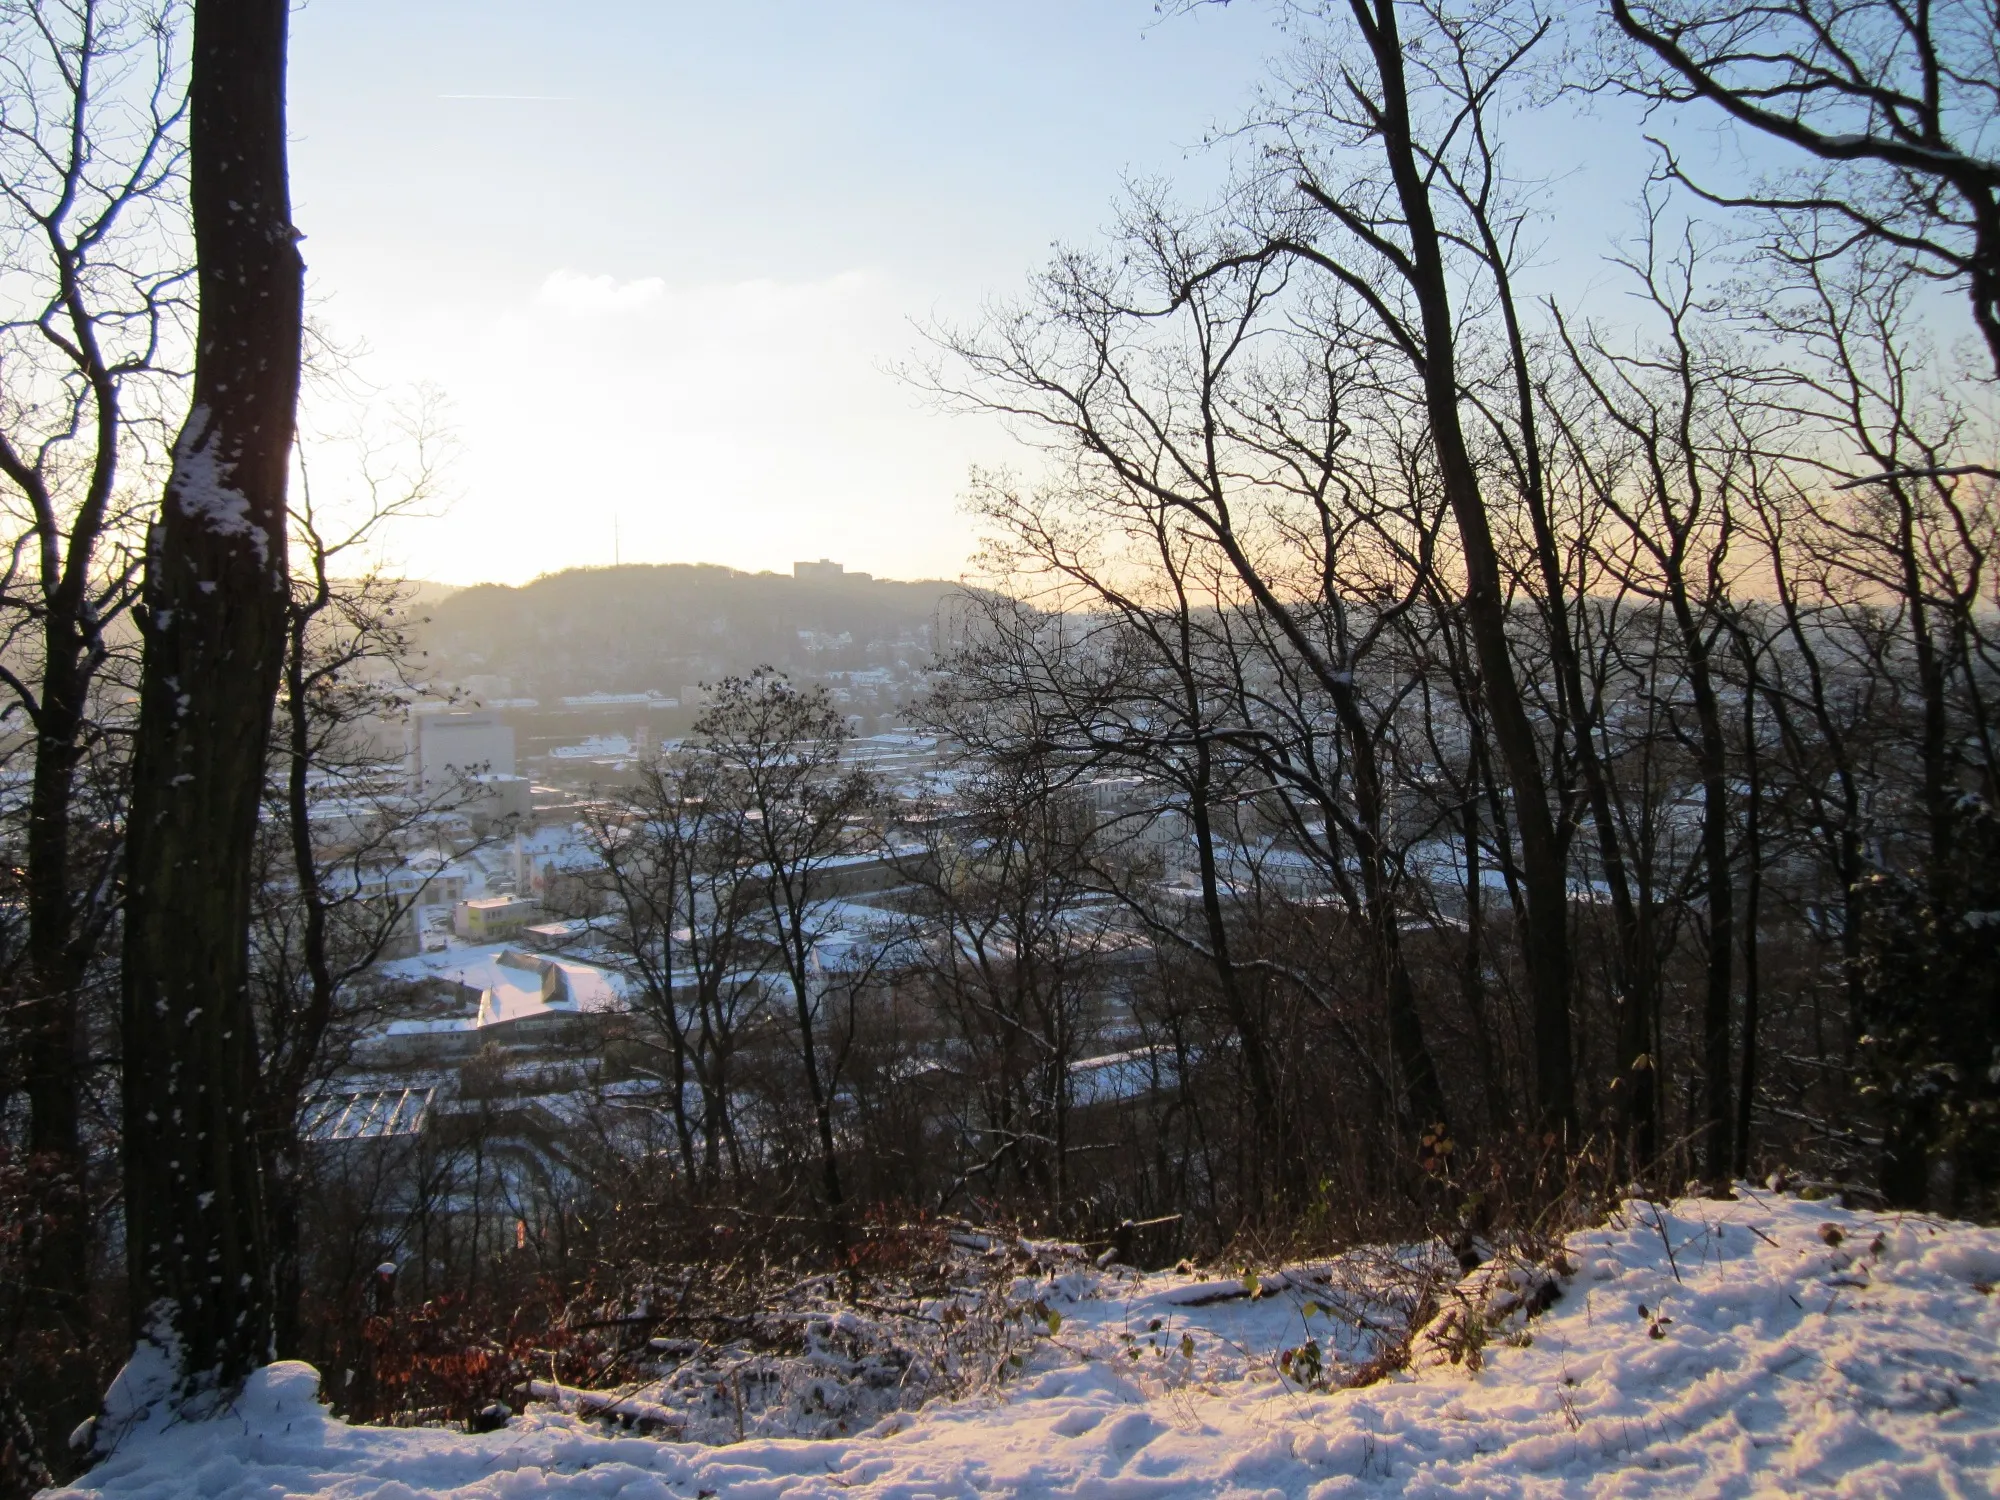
[115,0,301,1418]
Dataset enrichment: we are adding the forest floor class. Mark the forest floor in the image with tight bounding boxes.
[50,1188,2000,1497]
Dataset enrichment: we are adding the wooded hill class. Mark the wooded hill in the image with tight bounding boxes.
[412,564,963,698]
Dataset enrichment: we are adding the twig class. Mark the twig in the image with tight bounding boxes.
[1833,463,1996,489]
[1648,1204,1682,1284]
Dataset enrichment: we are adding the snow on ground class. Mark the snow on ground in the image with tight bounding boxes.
[53,1189,2000,1498]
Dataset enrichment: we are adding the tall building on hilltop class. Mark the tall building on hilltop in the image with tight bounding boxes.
[794,558,871,583]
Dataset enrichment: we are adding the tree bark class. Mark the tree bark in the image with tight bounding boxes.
[116,0,301,1407]
[19,639,91,1353]
[17,634,100,1462]
[1676,602,1735,1185]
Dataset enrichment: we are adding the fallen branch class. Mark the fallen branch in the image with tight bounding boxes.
[526,1380,681,1431]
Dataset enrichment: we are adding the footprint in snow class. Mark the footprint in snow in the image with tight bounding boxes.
[1103,1412,1165,1451]
[1051,1408,1103,1438]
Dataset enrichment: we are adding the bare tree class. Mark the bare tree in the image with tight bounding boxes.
[1608,0,2000,379]
[582,749,769,1193]
[0,1,188,1444]
[892,760,1115,1211]
[693,669,875,1237]
[1243,0,1579,1134]
[1751,233,1995,868]
[1547,217,1759,1181]
[115,0,300,1415]
[931,580,1298,1207]
[250,395,456,1353]
[929,6,1579,1164]
[1737,226,1999,1199]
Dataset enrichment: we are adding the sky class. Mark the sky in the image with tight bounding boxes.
[286,1,1665,587]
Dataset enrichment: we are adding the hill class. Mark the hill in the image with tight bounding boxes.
[411,564,965,699]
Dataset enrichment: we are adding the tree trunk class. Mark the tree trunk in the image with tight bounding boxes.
[19,642,93,1439]
[787,952,847,1224]
[1185,743,1284,1203]
[1734,637,1763,1180]
[263,1140,306,1360]
[1356,0,1573,1135]
[1671,599,1734,1186]
[116,0,301,1409]
[262,595,331,1354]
[1458,794,1508,1135]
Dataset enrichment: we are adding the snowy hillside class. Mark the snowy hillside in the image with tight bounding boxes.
[53,1190,2000,1498]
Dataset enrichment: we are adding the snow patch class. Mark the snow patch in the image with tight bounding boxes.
[89,1308,185,1456]
[168,407,271,568]
[231,1362,328,1428]
[47,1192,2000,1498]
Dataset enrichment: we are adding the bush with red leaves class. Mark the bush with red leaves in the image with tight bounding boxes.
[322,1280,610,1428]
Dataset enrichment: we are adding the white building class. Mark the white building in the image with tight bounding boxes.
[465,772,532,830]
[793,558,871,583]
[414,708,516,792]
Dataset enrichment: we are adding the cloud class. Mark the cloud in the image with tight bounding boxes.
[513,269,897,418]
[532,267,881,329]
[535,270,668,312]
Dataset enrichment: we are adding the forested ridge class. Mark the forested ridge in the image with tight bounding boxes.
[418,566,961,698]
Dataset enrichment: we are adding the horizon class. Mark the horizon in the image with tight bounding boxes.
[400,557,959,593]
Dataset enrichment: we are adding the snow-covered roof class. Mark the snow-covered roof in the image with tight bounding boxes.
[377,940,629,1034]
[301,1085,435,1142]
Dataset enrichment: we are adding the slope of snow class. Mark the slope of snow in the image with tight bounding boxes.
[52,1190,2000,1498]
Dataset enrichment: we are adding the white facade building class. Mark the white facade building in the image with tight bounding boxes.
[415,708,516,792]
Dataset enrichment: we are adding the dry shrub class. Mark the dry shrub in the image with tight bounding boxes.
[327,1280,610,1428]
[1338,1138,1621,1385]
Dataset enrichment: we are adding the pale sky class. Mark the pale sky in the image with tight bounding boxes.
[286,1,1660,587]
